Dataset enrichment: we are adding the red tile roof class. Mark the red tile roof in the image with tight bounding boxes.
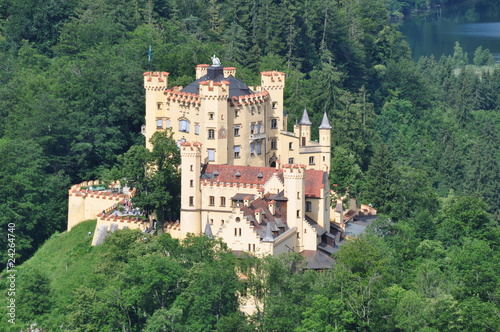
[203,164,325,198]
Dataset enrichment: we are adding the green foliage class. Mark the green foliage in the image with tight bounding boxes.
[118,131,181,226]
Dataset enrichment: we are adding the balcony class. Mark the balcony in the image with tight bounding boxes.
[249,132,266,140]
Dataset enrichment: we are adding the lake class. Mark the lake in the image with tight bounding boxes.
[399,0,500,62]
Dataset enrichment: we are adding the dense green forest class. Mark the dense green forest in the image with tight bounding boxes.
[0,0,499,330]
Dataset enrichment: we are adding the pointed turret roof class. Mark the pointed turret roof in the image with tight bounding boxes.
[262,222,274,242]
[204,217,213,239]
[299,108,312,125]
[319,111,332,129]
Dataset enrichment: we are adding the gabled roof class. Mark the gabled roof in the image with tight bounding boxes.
[204,164,280,185]
[304,170,327,198]
[203,164,326,198]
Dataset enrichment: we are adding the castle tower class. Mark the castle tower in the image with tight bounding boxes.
[180,142,202,235]
[260,71,286,125]
[196,64,209,79]
[319,111,332,172]
[198,70,230,165]
[143,71,169,150]
[283,164,306,252]
[298,108,312,146]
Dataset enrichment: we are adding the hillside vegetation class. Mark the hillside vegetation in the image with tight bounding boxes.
[0,0,499,329]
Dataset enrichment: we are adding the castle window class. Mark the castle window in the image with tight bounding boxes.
[179,120,189,132]
[258,106,262,114]
[271,118,278,129]
[190,180,194,187]
[239,228,242,236]
[248,244,251,251]
[323,156,326,162]
[234,146,241,158]
[156,119,163,129]
[302,137,306,146]
[288,157,294,164]
[297,210,300,218]
[297,192,300,199]
[235,217,241,222]
[272,101,278,109]
[256,141,262,155]
[309,156,315,165]
[306,201,312,212]
[257,123,262,133]
[289,142,293,150]
[157,103,162,110]
[209,196,215,206]
[234,228,238,236]
[250,143,255,154]
[210,219,214,225]
[190,165,193,171]
[234,126,240,137]
[209,113,214,120]
[208,129,215,139]
[250,123,255,134]
[271,138,277,150]
[195,124,200,135]
[189,196,194,206]
[251,107,255,115]
[235,110,240,117]
[166,119,171,128]
[208,149,215,162]
[220,197,226,207]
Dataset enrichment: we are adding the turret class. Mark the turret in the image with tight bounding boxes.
[143,71,169,150]
[298,108,312,146]
[319,111,332,172]
[260,71,286,120]
[196,64,209,79]
[180,142,202,235]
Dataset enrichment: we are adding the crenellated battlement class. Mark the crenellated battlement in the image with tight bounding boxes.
[67,181,136,231]
[165,89,202,106]
[283,164,307,179]
[260,71,285,89]
[143,71,169,90]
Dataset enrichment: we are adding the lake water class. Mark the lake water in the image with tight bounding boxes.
[400,0,500,62]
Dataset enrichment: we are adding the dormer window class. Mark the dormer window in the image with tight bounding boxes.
[213,170,219,176]
[257,172,263,179]
[235,171,241,177]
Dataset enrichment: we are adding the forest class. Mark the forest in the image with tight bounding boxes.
[0,0,499,330]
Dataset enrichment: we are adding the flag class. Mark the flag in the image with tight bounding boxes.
[148,45,152,64]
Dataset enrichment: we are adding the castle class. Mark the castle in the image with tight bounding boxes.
[67,58,376,268]
[142,60,331,171]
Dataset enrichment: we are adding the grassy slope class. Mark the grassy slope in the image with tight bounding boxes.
[1,220,102,330]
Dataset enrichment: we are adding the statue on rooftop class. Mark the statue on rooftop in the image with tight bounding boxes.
[211,54,221,66]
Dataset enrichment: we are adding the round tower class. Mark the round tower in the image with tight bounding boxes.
[180,142,202,235]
